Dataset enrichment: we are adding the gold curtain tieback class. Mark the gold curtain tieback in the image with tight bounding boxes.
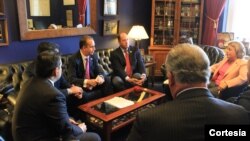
[205,14,219,29]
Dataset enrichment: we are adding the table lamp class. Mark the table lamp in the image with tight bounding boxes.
[128,25,149,50]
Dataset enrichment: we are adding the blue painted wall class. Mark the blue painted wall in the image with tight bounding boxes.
[0,0,151,64]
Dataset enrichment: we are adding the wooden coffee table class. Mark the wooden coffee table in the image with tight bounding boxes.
[78,86,165,141]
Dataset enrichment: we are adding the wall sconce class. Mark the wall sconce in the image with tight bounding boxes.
[128,25,149,50]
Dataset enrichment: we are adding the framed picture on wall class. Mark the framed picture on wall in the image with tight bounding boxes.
[103,20,119,36]
[66,10,73,27]
[0,19,9,46]
[103,0,117,16]
[63,0,75,6]
[217,32,234,49]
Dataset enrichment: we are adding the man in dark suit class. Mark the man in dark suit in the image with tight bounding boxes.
[23,42,83,98]
[127,44,250,141]
[110,32,146,92]
[68,35,109,105]
[12,51,100,141]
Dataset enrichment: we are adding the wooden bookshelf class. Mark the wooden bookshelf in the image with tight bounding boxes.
[149,0,204,76]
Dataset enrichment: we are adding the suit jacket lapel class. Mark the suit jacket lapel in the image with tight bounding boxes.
[128,47,133,65]
[118,47,126,65]
[76,52,85,76]
[89,56,94,77]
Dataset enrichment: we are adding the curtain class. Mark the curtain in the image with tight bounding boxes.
[218,1,229,32]
[78,0,87,25]
[201,0,227,45]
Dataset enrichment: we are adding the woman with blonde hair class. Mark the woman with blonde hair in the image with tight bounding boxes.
[209,40,248,100]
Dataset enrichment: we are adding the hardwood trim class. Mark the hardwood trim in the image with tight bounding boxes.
[17,0,97,40]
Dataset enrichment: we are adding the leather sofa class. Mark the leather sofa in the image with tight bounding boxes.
[0,48,114,100]
[0,48,114,140]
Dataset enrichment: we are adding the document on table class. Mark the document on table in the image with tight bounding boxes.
[104,96,134,109]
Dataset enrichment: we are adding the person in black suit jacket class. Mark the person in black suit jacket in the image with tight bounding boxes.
[68,35,109,106]
[12,51,100,141]
[127,44,250,141]
[110,32,146,92]
[23,42,83,98]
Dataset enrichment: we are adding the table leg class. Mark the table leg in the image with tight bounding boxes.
[103,122,112,141]
[151,63,155,87]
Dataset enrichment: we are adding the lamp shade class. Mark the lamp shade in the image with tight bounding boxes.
[128,25,149,40]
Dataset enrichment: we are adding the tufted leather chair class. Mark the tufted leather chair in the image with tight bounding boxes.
[200,45,225,65]
[95,48,114,76]
[0,62,32,104]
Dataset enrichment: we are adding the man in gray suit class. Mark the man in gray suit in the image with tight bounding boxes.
[127,44,250,141]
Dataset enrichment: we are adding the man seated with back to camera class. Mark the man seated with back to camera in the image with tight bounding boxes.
[12,51,101,141]
[127,44,249,141]
[23,41,83,99]
[67,35,110,107]
[110,32,146,92]
[163,38,193,101]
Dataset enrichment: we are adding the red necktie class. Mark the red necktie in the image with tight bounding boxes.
[85,58,90,79]
[124,50,132,77]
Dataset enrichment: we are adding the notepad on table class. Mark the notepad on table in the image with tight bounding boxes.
[104,96,134,109]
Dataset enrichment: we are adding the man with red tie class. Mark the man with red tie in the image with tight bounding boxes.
[110,32,146,92]
[68,36,109,118]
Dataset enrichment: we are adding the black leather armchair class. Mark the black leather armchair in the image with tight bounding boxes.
[95,48,114,76]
